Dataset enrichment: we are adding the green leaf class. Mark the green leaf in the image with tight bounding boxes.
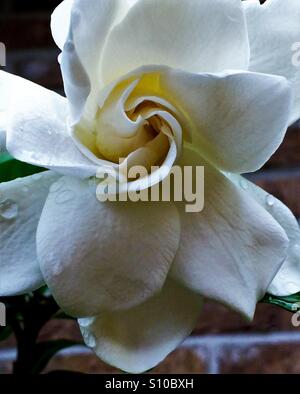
[0,153,45,183]
[261,292,300,313]
[30,340,82,375]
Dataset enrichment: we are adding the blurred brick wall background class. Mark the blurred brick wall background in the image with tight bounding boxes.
[1,0,300,374]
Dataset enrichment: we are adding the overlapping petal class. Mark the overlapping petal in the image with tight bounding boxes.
[51,0,73,50]
[0,172,59,296]
[101,0,249,85]
[78,279,202,374]
[37,176,180,317]
[159,68,292,174]
[170,148,289,319]
[228,174,300,297]
[58,0,140,121]
[1,71,97,178]
[244,0,300,124]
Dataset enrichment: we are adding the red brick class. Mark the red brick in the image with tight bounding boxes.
[265,122,300,169]
[151,348,206,374]
[254,174,300,218]
[0,360,12,374]
[193,302,297,335]
[220,342,300,374]
[37,319,82,343]
[44,348,207,374]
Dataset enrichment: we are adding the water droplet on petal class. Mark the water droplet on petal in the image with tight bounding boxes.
[55,190,75,205]
[81,329,96,348]
[78,317,95,328]
[22,186,29,194]
[286,282,298,294]
[239,178,249,190]
[50,179,65,194]
[64,40,75,52]
[266,194,275,208]
[53,264,63,277]
[0,199,18,221]
[72,9,81,26]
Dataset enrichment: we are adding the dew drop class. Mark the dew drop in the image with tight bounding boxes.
[72,9,81,26]
[22,186,29,194]
[53,264,63,277]
[266,194,275,208]
[78,317,95,328]
[286,282,298,294]
[0,199,18,221]
[50,179,65,193]
[55,190,75,205]
[82,329,96,348]
[64,40,75,52]
[239,178,249,190]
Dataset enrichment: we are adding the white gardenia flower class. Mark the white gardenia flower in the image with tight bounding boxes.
[0,0,300,373]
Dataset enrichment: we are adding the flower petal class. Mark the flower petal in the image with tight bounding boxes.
[51,0,73,50]
[37,176,180,317]
[1,71,97,178]
[101,0,249,84]
[229,174,300,297]
[78,279,202,374]
[0,171,59,296]
[243,0,300,124]
[170,148,289,319]
[160,68,292,173]
[61,0,139,121]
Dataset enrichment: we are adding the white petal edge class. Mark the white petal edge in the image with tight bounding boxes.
[78,279,202,374]
[159,68,292,174]
[37,176,180,317]
[0,171,60,296]
[61,0,141,122]
[243,0,300,124]
[101,0,249,85]
[228,174,300,297]
[170,148,289,320]
[2,71,97,178]
[51,0,74,50]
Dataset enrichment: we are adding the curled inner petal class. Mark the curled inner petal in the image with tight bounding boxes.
[73,73,183,191]
[95,79,181,168]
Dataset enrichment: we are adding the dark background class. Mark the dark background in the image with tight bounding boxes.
[0,0,300,374]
